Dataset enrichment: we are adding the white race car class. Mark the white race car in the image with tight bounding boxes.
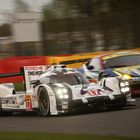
[0,65,132,116]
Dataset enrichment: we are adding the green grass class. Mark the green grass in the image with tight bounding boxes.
[0,132,139,140]
[14,82,25,91]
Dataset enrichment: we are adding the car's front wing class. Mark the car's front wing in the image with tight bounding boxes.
[69,94,126,111]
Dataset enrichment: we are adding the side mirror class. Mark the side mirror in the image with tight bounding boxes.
[87,65,94,70]
[31,80,40,88]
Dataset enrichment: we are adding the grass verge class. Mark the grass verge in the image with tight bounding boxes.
[0,132,139,140]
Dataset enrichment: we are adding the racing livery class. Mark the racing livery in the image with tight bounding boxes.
[0,65,132,116]
[81,51,140,96]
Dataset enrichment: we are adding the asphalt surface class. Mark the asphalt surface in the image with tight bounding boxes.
[0,97,140,138]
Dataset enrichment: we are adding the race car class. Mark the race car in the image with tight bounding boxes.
[80,51,140,96]
[0,65,132,116]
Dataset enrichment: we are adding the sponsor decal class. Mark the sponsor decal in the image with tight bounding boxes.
[24,66,44,71]
[103,52,139,60]
[25,95,32,111]
[87,89,101,96]
[115,66,140,77]
[28,71,44,76]
[2,97,17,105]
[24,66,50,72]
[24,65,50,82]
[25,95,31,100]
[2,97,20,108]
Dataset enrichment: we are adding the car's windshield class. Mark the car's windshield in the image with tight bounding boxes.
[104,54,140,69]
[40,73,89,85]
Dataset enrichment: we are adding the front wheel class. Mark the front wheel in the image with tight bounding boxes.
[38,87,50,116]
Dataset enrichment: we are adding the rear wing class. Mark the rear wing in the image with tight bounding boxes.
[23,65,50,91]
[0,65,66,91]
[0,65,50,91]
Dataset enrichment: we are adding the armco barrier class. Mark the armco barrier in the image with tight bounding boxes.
[1,48,139,83]
[0,54,90,83]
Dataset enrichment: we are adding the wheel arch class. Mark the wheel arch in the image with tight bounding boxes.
[37,84,58,115]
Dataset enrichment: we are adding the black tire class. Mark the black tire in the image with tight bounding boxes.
[38,87,50,116]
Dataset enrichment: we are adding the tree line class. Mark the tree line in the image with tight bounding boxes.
[0,0,140,55]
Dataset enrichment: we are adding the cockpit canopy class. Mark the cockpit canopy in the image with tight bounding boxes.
[40,72,89,85]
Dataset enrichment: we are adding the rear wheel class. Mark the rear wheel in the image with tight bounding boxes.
[38,87,50,116]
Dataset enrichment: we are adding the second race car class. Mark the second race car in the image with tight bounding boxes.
[80,51,140,96]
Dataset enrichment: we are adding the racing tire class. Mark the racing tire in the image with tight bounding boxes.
[38,87,50,116]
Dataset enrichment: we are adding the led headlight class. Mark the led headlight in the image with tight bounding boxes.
[62,88,68,94]
[56,88,69,99]
[120,81,130,93]
[121,87,130,93]
[120,82,125,87]
[64,94,69,99]
[125,81,129,86]
[57,89,63,95]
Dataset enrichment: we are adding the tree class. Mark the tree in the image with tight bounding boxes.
[129,0,140,49]
[42,0,135,54]
[13,0,30,12]
[0,24,11,37]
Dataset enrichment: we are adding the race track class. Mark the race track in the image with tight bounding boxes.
[0,97,140,138]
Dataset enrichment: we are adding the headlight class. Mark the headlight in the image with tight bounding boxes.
[56,88,69,99]
[62,88,68,94]
[64,94,69,99]
[121,87,130,93]
[125,81,129,86]
[57,89,63,95]
[120,81,130,93]
[120,82,125,87]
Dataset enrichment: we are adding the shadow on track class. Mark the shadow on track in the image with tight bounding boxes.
[62,103,137,117]
[0,102,137,118]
